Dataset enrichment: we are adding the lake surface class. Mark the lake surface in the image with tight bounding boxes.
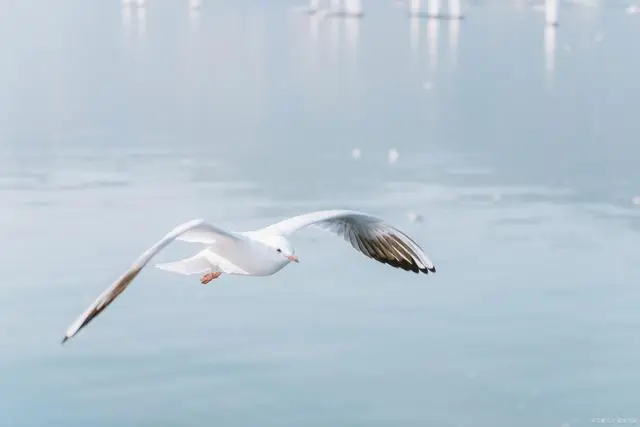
[1,0,640,426]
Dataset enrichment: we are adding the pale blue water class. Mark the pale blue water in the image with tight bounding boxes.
[1,1,640,426]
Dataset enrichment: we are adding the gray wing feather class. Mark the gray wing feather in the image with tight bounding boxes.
[262,210,436,275]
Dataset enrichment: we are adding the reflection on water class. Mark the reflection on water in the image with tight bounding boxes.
[122,5,133,32]
[427,18,439,71]
[309,13,320,44]
[329,15,340,65]
[137,6,147,38]
[545,25,556,75]
[2,1,640,426]
[448,0,462,18]
[344,16,360,52]
[545,0,558,26]
[449,17,460,66]
[189,7,200,29]
[410,0,421,15]
[410,16,420,59]
[427,0,441,17]
[409,12,459,70]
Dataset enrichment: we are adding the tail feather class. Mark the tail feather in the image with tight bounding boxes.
[155,251,214,275]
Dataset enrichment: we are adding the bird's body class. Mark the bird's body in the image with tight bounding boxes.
[62,209,436,344]
[157,234,292,278]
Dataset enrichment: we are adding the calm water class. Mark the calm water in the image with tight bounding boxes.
[1,0,640,426]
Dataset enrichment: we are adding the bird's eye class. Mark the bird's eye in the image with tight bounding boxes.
[276,248,282,253]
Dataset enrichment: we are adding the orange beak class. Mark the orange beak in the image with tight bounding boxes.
[287,255,299,263]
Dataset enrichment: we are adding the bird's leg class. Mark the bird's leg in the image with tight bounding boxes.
[200,271,222,285]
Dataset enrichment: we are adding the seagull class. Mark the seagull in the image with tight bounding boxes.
[61,209,436,344]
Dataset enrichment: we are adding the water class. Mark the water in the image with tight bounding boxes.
[1,1,640,426]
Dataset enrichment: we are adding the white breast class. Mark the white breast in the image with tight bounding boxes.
[207,239,289,277]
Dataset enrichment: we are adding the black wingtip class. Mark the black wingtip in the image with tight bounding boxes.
[419,266,436,275]
[61,336,69,345]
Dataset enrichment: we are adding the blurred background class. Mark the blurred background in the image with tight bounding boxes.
[1,0,639,426]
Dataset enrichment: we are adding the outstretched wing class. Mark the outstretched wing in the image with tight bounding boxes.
[62,219,242,344]
[261,210,436,275]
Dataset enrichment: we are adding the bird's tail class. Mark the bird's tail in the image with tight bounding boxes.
[155,251,215,276]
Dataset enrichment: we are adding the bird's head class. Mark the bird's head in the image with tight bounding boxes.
[267,235,299,263]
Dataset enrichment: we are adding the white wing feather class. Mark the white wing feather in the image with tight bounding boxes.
[174,223,230,245]
[62,219,242,344]
[155,250,215,275]
[261,209,436,274]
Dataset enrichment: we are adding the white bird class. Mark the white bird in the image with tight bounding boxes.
[407,212,423,223]
[388,148,399,164]
[61,210,436,343]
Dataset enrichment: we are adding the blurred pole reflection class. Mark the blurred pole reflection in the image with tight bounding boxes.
[189,6,200,30]
[344,16,360,52]
[448,0,462,19]
[426,18,439,72]
[449,17,459,67]
[544,25,556,76]
[427,0,440,17]
[328,15,340,67]
[137,7,147,38]
[410,17,420,61]
[410,0,422,15]
[344,16,360,84]
[122,5,133,34]
[309,14,320,45]
[545,0,558,26]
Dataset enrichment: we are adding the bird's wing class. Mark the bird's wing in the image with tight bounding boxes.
[174,222,238,245]
[261,209,436,274]
[62,219,243,344]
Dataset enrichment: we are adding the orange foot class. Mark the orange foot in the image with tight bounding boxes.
[200,271,222,284]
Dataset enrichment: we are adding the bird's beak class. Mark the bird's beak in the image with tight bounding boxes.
[287,255,299,263]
